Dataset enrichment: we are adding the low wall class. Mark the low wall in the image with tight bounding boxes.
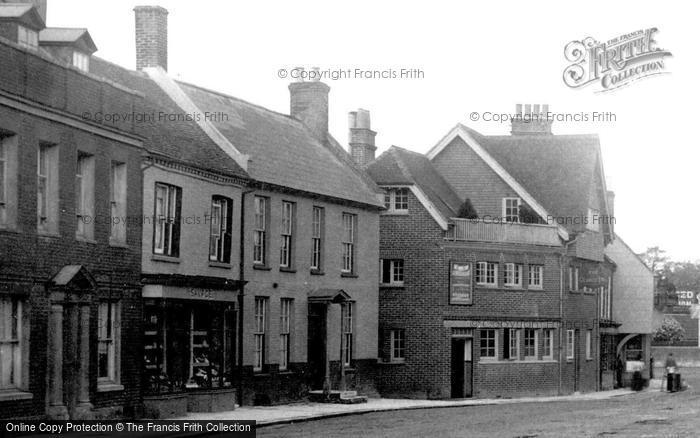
[652,346,700,367]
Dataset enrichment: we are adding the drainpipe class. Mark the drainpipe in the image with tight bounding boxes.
[237,188,254,406]
[560,237,577,395]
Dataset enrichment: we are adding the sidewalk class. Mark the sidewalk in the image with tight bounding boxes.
[176,388,635,426]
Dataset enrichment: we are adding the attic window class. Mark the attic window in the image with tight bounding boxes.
[587,208,600,232]
[72,51,90,72]
[17,25,38,49]
[384,188,409,212]
[503,197,520,222]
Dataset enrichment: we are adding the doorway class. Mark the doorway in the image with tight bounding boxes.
[307,303,327,389]
[451,337,473,398]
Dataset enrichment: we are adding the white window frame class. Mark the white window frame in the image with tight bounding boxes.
[566,329,575,361]
[342,303,353,366]
[479,329,497,361]
[311,206,323,270]
[37,145,49,232]
[0,297,23,390]
[502,197,520,223]
[75,153,95,240]
[476,261,497,286]
[341,213,356,274]
[209,196,230,263]
[528,264,544,289]
[97,301,120,385]
[384,188,409,212]
[253,297,267,372]
[17,25,38,49]
[506,328,520,360]
[585,330,592,360]
[542,329,554,360]
[587,207,600,232]
[110,161,127,244]
[279,298,292,371]
[253,197,267,265]
[390,329,405,362]
[503,263,522,287]
[524,328,538,360]
[279,201,294,268]
[380,259,404,286]
[153,183,180,256]
[72,51,90,72]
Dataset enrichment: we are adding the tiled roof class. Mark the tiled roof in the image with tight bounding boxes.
[88,57,249,180]
[39,27,87,43]
[462,125,603,226]
[367,146,463,220]
[0,3,32,18]
[178,81,383,207]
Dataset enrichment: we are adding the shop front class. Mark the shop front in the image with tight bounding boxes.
[141,275,244,418]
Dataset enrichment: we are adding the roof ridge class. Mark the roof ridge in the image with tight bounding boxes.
[388,146,415,183]
[175,79,300,124]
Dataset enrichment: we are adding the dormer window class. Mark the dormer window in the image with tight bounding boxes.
[503,197,520,222]
[17,25,38,49]
[384,188,409,213]
[72,51,89,72]
[586,208,600,232]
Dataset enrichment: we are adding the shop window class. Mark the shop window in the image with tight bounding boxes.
[0,297,22,390]
[153,182,181,256]
[209,196,232,263]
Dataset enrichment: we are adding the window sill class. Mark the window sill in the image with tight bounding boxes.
[97,383,124,393]
[76,236,97,244]
[310,269,325,276]
[38,231,60,238]
[341,272,358,278]
[109,240,130,248]
[209,261,232,269]
[152,254,180,264]
[380,284,405,289]
[476,284,498,289]
[277,370,295,375]
[0,390,33,401]
[279,267,297,274]
[253,264,271,271]
[381,210,409,216]
[377,360,406,365]
[528,287,544,291]
[480,359,558,364]
[0,226,19,234]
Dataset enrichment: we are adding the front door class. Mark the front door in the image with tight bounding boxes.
[464,338,473,397]
[307,303,327,389]
[63,304,82,418]
[451,338,473,398]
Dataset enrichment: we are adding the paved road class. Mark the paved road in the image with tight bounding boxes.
[260,370,700,438]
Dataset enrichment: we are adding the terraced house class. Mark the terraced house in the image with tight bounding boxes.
[95,5,383,413]
[365,105,622,399]
[0,1,144,420]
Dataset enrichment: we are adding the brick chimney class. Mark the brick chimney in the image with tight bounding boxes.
[134,5,168,71]
[348,109,377,166]
[289,67,330,140]
[511,103,553,135]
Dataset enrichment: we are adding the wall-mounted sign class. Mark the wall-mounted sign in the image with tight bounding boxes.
[579,265,606,289]
[450,261,472,305]
[676,290,697,306]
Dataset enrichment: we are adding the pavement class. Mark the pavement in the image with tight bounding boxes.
[176,387,639,427]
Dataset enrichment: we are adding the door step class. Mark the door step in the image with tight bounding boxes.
[308,390,367,404]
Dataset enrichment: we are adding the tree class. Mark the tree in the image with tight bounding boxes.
[638,246,669,275]
[518,202,545,224]
[456,198,478,219]
[653,315,686,344]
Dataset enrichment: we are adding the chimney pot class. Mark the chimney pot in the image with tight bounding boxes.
[515,103,522,115]
[348,108,377,167]
[511,103,553,135]
[134,5,168,71]
[533,104,540,115]
[524,104,532,116]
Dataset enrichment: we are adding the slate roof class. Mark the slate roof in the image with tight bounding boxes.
[39,27,97,53]
[459,124,605,227]
[0,3,44,28]
[367,146,463,220]
[88,57,249,179]
[178,81,383,207]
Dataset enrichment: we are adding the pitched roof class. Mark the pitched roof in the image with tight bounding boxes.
[177,81,383,208]
[87,57,249,180]
[39,27,97,53]
[0,3,44,28]
[367,146,463,221]
[463,125,605,231]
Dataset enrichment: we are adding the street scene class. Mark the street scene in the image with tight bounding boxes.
[0,0,698,437]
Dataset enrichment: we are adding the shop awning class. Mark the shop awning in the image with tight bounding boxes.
[141,273,246,291]
[308,288,351,304]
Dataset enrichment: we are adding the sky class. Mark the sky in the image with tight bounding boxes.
[51,0,698,262]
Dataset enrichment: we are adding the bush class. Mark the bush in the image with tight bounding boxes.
[653,316,686,343]
[457,198,478,219]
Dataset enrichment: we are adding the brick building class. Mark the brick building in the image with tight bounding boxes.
[365,105,620,398]
[0,1,145,419]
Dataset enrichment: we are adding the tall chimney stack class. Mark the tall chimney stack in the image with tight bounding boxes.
[511,103,553,135]
[289,67,330,140]
[134,5,168,71]
[348,109,377,166]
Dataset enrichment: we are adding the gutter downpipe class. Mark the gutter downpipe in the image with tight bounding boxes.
[238,188,255,406]
[560,236,578,395]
